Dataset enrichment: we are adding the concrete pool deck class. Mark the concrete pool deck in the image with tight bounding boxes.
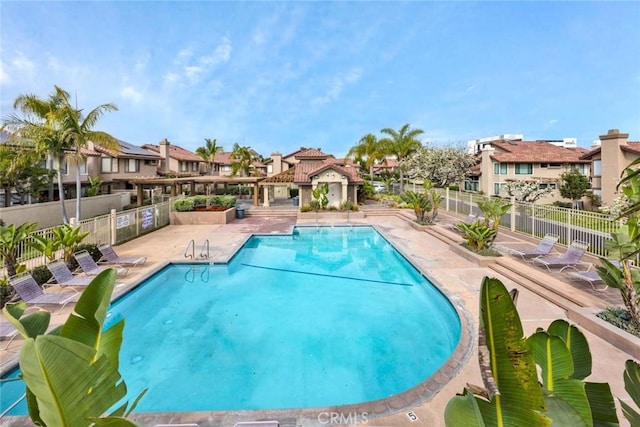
[1,208,637,426]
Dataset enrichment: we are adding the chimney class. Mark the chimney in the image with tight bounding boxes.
[159,138,170,174]
[271,152,282,175]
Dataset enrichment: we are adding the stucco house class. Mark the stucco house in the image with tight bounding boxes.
[141,139,204,177]
[580,129,640,207]
[92,139,161,193]
[465,138,590,204]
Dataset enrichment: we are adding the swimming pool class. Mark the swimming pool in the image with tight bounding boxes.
[1,226,464,417]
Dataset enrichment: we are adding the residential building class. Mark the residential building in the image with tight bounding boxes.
[93,139,161,193]
[580,129,640,207]
[465,138,590,204]
[142,139,204,177]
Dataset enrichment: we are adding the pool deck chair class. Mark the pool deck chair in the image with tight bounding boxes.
[532,240,591,272]
[568,270,608,291]
[98,243,147,268]
[9,272,77,312]
[46,260,94,288]
[74,250,128,276]
[508,233,560,261]
[1,320,19,351]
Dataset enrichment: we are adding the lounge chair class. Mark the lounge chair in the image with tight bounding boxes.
[568,270,607,291]
[98,244,147,267]
[532,240,591,272]
[74,250,128,276]
[508,233,560,261]
[1,320,19,351]
[8,272,77,312]
[46,260,94,288]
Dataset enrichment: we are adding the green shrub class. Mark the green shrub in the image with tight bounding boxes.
[173,198,195,212]
[0,278,15,308]
[308,200,321,211]
[192,195,207,206]
[448,185,460,191]
[300,204,313,213]
[341,200,359,211]
[553,201,573,209]
[31,265,52,286]
[219,195,236,207]
[597,307,640,338]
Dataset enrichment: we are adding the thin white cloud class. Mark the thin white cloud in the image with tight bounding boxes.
[0,61,8,84]
[312,68,362,106]
[12,53,34,73]
[177,47,193,61]
[547,119,559,127]
[200,37,232,66]
[184,65,203,83]
[163,72,181,84]
[120,85,143,103]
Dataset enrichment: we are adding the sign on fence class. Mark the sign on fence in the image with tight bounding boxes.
[141,208,154,230]
[116,214,132,229]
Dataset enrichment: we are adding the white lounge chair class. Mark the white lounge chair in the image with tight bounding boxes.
[532,240,591,272]
[74,250,128,276]
[508,233,560,261]
[98,244,146,268]
[9,273,77,312]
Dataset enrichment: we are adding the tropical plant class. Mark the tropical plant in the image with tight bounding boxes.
[622,360,640,424]
[86,176,103,197]
[3,270,146,426]
[477,197,511,245]
[54,91,119,221]
[445,276,619,427]
[230,143,259,177]
[0,222,38,277]
[0,144,54,206]
[50,224,90,263]
[347,133,384,184]
[196,137,223,175]
[173,198,196,212]
[455,221,497,252]
[312,183,329,210]
[560,168,591,209]
[379,123,424,192]
[400,191,432,224]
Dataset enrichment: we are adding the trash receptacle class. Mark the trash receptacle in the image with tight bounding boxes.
[236,207,245,219]
[292,196,299,207]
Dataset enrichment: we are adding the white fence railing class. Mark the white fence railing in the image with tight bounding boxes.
[436,188,617,257]
[3,200,172,274]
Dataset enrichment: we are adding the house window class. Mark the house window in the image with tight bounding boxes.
[267,164,273,174]
[464,178,479,192]
[192,163,199,172]
[78,159,87,175]
[61,159,69,175]
[493,182,506,195]
[221,165,231,172]
[493,163,507,175]
[101,157,118,173]
[125,159,139,172]
[593,160,601,177]
[515,163,533,174]
[180,161,188,172]
[539,183,557,190]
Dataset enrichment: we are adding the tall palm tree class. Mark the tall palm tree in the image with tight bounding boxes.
[3,86,72,223]
[56,95,119,221]
[230,143,259,177]
[347,133,384,184]
[379,123,424,192]
[196,138,223,175]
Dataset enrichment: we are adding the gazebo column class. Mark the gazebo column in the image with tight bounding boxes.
[190,181,196,195]
[263,186,270,207]
[171,183,177,197]
[253,182,259,206]
[342,182,348,203]
[137,185,144,207]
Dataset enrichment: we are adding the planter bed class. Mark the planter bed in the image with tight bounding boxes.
[170,207,236,225]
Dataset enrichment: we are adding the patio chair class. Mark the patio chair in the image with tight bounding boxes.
[508,233,560,261]
[532,240,591,272]
[74,250,128,276]
[98,243,147,268]
[568,270,607,291]
[8,272,77,312]
[46,260,94,288]
[1,320,19,351]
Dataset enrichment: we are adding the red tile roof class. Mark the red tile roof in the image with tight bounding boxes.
[294,160,363,184]
[489,140,590,164]
[294,147,329,160]
[142,143,202,162]
[213,152,233,165]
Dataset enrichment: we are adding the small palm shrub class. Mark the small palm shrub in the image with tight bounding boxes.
[455,221,497,252]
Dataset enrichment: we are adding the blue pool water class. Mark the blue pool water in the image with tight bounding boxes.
[1,226,461,415]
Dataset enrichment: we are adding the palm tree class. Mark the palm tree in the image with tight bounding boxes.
[3,86,72,223]
[230,143,259,177]
[347,133,384,184]
[196,138,223,175]
[55,94,118,221]
[379,123,424,192]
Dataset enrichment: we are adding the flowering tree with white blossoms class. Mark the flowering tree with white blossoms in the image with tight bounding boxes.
[500,180,555,203]
[402,146,476,187]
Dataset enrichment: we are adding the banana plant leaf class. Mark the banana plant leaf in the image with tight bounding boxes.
[547,320,592,380]
[445,277,550,426]
[3,301,50,338]
[621,360,640,426]
[19,335,128,427]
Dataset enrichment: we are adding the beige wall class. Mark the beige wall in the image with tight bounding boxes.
[0,193,129,229]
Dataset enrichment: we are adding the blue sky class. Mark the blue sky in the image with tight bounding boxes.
[1,1,639,158]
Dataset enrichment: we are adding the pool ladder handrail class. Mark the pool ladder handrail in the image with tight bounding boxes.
[199,239,210,259]
[184,239,195,259]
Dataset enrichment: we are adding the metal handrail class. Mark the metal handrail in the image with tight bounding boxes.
[200,239,210,259]
[184,239,195,259]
